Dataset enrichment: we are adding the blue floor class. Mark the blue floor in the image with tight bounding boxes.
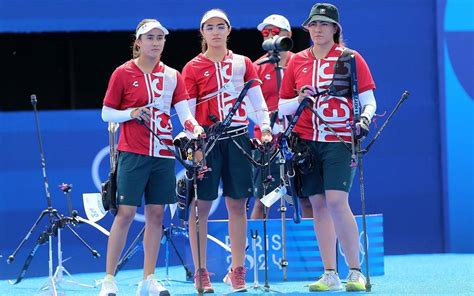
[1,254,473,295]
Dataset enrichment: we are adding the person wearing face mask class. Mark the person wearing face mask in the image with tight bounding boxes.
[279,3,376,292]
[98,19,204,296]
[250,14,314,220]
[181,9,272,293]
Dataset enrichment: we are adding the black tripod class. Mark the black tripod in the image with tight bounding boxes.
[7,95,99,294]
[257,47,288,128]
[162,225,193,283]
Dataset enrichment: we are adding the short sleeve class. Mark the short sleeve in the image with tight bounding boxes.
[253,57,265,81]
[279,57,297,99]
[172,71,190,105]
[244,57,260,87]
[354,52,376,93]
[182,62,198,99]
[103,67,124,109]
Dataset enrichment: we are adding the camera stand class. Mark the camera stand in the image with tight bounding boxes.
[8,95,99,294]
[257,47,296,282]
[38,226,95,295]
[45,185,98,292]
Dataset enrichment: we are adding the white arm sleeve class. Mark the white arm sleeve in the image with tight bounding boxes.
[359,89,377,120]
[174,100,198,132]
[247,86,271,131]
[244,97,260,125]
[278,96,299,115]
[188,98,197,117]
[101,105,134,123]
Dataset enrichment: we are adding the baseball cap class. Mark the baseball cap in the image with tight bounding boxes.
[257,14,291,32]
[302,3,342,32]
[200,9,231,28]
[136,20,169,39]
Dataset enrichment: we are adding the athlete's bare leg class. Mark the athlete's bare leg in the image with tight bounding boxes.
[106,205,137,275]
[142,204,164,277]
[226,197,248,268]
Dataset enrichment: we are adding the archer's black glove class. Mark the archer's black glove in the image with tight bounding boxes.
[354,117,370,140]
[207,121,223,140]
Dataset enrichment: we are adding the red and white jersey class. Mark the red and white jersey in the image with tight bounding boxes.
[182,50,259,127]
[103,60,189,158]
[253,52,294,138]
[280,44,375,142]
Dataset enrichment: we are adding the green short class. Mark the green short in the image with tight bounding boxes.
[116,151,176,206]
[197,128,253,200]
[298,141,355,196]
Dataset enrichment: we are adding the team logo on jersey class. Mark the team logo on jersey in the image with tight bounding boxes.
[204,71,210,77]
[265,73,271,80]
[216,57,248,123]
[133,81,139,87]
[302,67,308,73]
[150,73,165,96]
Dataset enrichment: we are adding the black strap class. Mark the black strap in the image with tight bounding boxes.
[300,48,357,152]
[328,48,355,97]
[204,79,258,157]
[350,52,360,121]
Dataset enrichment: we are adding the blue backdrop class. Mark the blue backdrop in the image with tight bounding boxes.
[438,0,474,253]
[1,0,473,281]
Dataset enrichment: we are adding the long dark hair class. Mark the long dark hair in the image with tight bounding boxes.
[334,25,345,47]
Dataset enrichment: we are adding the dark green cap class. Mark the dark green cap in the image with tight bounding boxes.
[302,3,342,32]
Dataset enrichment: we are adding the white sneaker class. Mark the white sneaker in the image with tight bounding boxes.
[308,270,343,291]
[136,274,170,296]
[99,274,118,296]
[346,269,367,291]
[222,270,231,285]
[222,267,247,292]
